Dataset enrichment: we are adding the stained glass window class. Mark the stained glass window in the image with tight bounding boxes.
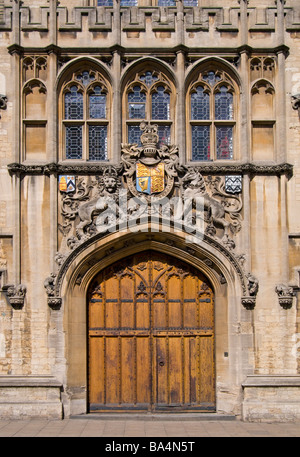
[183,0,198,5]
[128,86,146,119]
[157,125,171,145]
[128,125,142,146]
[192,125,210,161]
[202,71,221,87]
[215,86,233,120]
[120,0,138,6]
[152,86,170,120]
[76,71,95,87]
[66,125,83,159]
[189,70,235,161]
[89,125,108,161]
[158,0,176,6]
[216,126,233,159]
[140,71,158,88]
[97,0,113,5]
[191,86,210,120]
[63,70,110,161]
[89,87,106,119]
[65,86,83,120]
[126,71,173,146]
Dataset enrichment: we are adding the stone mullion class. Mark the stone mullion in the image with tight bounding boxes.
[112,51,121,164]
[276,0,287,163]
[176,51,185,164]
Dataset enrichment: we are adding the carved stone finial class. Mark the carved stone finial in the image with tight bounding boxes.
[2,284,27,310]
[275,284,294,309]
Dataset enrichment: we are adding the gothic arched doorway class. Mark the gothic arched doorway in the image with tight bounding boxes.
[87,251,215,412]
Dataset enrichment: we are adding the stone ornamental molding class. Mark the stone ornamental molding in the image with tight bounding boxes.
[275,284,294,309]
[2,284,27,310]
[7,162,294,178]
[42,122,259,310]
[0,4,299,34]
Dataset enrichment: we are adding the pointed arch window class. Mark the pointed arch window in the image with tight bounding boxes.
[125,70,174,147]
[188,70,236,161]
[60,69,110,161]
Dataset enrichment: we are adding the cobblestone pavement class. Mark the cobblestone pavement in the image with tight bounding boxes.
[0,416,299,437]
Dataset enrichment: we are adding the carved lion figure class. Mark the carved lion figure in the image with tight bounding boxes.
[182,168,240,238]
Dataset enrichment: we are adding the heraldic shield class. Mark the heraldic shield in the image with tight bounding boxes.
[136,162,165,195]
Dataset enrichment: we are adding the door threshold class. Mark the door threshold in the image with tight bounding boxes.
[71,412,236,421]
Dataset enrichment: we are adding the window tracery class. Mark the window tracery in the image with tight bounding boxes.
[188,69,236,161]
[124,69,174,147]
[60,68,110,161]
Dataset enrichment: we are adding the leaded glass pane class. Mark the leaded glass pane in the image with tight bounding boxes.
[128,125,142,146]
[97,0,113,5]
[191,86,210,120]
[215,86,234,120]
[202,71,221,87]
[65,86,83,120]
[158,0,176,6]
[157,125,171,146]
[88,125,108,161]
[66,125,83,159]
[120,0,138,6]
[152,86,170,120]
[76,71,95,87]
[128,86,146,119]
[216,126,233,159]
[139,71,158,87]
[89,87,106,119]
[183,0,198,5]
[192,125,210,161]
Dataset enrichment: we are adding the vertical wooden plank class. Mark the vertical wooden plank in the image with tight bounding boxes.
[120,275,134,328]
[105,276,119,329]
[89,336,105,405]
[105,337,120,404]
[136,337,151,405]
[167,276,181,328]
[199,335,214,404]
[168,337,182,404]
[155,337,168,404]
[120,337,135,404]
[183,276,197,328]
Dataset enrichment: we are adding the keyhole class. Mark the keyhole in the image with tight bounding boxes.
[159,361,164,366]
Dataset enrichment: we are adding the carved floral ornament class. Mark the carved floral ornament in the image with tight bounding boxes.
[44,122,259,309]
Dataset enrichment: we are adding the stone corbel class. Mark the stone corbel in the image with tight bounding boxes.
[0,94,7,117]
[275,284,294,309]
[291,94,300,118]
[241,273,259,310]
[2,284,27,310]
[44,273,62,310]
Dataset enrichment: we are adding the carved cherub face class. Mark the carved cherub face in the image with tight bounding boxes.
[103,176,117,194]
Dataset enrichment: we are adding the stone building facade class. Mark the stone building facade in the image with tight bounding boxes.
[0,0,299,422]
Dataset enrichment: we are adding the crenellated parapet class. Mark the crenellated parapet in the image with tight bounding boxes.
[0,2,300,40]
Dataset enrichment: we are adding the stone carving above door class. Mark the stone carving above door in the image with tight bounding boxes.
[44,122,257,309]
[57,122,243,254]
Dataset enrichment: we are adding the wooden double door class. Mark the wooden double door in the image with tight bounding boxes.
[88,251,215,412]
